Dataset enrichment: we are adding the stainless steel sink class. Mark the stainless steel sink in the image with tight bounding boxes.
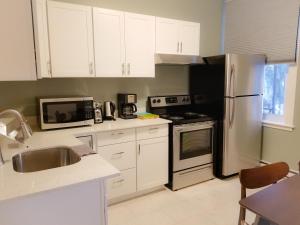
[12,147,81,173]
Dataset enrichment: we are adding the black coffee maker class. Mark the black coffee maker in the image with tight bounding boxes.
[117,94,138,119]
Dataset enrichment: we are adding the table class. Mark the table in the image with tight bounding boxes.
[240,175,300,225]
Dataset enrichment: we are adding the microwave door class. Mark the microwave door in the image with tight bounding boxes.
[40,98,94,130]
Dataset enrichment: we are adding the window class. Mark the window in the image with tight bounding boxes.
[263,64,288,116]
[263,64,297,131]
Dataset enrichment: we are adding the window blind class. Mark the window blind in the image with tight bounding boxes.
[224,0,300,63]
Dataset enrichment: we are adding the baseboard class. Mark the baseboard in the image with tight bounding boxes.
[108,185,167,205]
[260,160,298,176]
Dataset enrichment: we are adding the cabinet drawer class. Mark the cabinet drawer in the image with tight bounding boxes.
[136,124,168,140]
[107,168,136,199]
[98,142,136,170]
[97,128,135,146]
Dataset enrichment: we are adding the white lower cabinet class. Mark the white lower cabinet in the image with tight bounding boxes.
[0,180,107,225]
[106,168,136,199]
[137,137,169,191]
[97,124,169,200]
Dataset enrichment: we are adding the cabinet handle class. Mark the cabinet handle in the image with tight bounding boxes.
[149,127,159,133]
[180,42,183,53]
[122,63,125,75]
[47,60,52,76]
[89,62,94,75]
[112,152,125,156]
[127,63,130,75]
[149,127,159,131]
[177,42,180,53]
[138,144,141,155]
[113,179,125,184]
[89,139,93,149]
[112,132,124,136]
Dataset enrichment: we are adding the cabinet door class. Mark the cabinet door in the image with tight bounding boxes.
[47,1,94,77]
[179,21,200,56]
[0,0,36,81]
[155,17,180,55]
[32,0,51,78]
[93,8,125,77]
[137,137,168,191]
[124,13,155,77]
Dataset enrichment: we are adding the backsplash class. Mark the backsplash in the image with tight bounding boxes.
[0,65,189,116]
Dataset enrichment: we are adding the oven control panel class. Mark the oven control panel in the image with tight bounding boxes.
[149,95,191,108]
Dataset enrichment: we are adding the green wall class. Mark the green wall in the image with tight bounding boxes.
[0,66,189,116]
[0,0,223,116]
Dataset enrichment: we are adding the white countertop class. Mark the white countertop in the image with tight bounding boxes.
[0,118,171,202]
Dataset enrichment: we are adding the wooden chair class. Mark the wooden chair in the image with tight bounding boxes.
[238,162,289,225]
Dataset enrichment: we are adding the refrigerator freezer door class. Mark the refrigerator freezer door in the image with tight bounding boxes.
[225,54,265,97]
[223,95,262,176]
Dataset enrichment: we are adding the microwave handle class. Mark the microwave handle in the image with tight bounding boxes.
[110,102,116,115]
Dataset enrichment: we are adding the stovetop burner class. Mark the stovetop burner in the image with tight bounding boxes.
[169,116,185,121]
[183,112,206,119]
[158,112,212,124]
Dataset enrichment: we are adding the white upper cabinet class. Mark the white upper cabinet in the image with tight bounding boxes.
[124,13,155,77]
[93,10,155,77]
[156,18,180,55]
[47,1,95,77]
[93,8,125,77]
[0,0,36,81]
[156,17,200,56]
[32,1,200,79]
[179,21,200,56]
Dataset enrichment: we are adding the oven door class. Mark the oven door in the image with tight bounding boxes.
[173,121,214,172]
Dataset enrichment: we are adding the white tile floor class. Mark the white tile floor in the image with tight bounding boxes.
[108,177,258,225]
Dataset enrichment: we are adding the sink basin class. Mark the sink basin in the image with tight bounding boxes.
[12,147,81,173]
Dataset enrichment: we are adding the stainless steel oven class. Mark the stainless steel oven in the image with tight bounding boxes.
[172,121,215,190]
[39,97,94,130]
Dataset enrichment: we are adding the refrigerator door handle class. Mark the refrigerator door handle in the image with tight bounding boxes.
[229,98,235,128]
[229,65,236,128]
[232,64,236,97]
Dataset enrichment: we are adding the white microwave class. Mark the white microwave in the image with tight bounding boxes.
[38,97,94,130]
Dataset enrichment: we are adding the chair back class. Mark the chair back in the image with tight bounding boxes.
[239,162,289,190]
[238,162,289,225]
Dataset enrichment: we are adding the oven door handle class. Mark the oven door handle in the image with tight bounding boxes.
[174,124,214,133]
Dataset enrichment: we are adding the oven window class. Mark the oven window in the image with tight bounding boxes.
[180,128,212,160]
[42,101,93,123]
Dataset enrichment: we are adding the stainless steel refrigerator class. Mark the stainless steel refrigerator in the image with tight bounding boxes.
[190,54,266,177]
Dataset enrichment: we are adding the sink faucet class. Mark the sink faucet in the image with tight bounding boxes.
[0,109,33,165]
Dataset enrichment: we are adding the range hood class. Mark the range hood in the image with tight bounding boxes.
[155,54,204,65]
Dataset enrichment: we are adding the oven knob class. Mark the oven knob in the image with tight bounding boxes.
[157,99,161,103]
[153,99,157,103]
